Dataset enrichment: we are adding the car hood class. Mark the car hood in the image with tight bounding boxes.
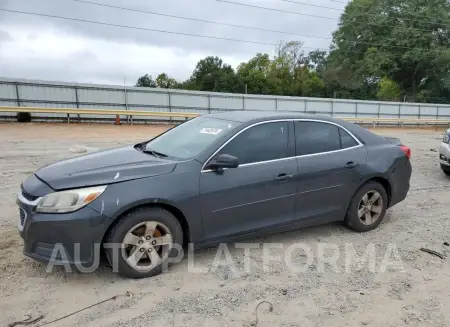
[35,145,177,190]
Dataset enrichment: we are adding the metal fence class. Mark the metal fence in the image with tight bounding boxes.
[1,77,449,122]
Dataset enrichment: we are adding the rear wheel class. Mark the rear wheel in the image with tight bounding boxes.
[105,207,183,279]
[345,181,388,232]
[441,164,450,176]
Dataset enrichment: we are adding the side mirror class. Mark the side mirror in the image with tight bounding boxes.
[208,154,239,170]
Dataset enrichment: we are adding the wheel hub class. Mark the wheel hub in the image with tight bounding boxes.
[120,221,173,272]
[358,190,383,226]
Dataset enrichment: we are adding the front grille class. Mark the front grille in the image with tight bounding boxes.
[21,188,39,202]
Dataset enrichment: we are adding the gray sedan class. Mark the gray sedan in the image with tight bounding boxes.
[17,111,412,278]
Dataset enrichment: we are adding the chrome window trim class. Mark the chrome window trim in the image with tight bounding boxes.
[200,118,364,173]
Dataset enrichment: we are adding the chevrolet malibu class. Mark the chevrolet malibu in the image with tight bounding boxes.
[17,111,412,278]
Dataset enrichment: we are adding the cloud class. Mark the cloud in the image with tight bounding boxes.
[0,29,12,42]
[0,0,343,85]
[0,26,245,85]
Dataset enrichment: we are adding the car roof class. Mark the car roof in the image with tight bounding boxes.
[206,110,336,123]
[204,110,388,146]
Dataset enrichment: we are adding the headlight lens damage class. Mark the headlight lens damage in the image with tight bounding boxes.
[443,133,450,144]
[36,185,107,213]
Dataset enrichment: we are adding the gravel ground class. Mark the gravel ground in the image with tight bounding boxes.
[0,122,449,327]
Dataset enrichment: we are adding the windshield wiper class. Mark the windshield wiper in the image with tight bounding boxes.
[135,143,168,158]
[143,149,168,158]
[135,142,147,151]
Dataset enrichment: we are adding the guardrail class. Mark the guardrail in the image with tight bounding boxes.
[341,117,450,127]
[1,106,449,127]
[0,106,199,123]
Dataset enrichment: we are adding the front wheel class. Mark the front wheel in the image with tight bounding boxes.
[105,207,183,279]
[441,164,450,176]
[345,181,388,232]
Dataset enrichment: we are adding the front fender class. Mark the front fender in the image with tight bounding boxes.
[105,198,182,221]
[88,161,204,243]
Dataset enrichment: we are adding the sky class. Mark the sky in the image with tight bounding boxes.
[0,0,346,86]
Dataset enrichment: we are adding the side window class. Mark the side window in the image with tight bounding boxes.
[339,128,358,149]
[219,122,289,165]
[295,121,340,156]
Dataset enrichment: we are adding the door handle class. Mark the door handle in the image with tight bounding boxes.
[345,161,358,169]
[275,173,293,182]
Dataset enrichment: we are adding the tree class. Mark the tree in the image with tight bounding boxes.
[133,0,450,104]
[179,78,198,90]
[376,77,401,100]
[326,0,450,101]
[237,53,272,94]
[135,74,156,88]
[302,71,326,97]
[191,56,224,88]
[269,41,308,96]
[155,73,178,89]
[186,56,243,93]
[305,50,327,77]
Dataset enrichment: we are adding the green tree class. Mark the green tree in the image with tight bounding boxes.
[155,73,178,89]
[302,71,326,97]
[179,78,198,90]
[191,56,224,88]
[187,56,243,93]
[326,0,450,101]
[305,50,327,77]
[269,41,307,96]
[135,74,156,88]
[237,53,272,94]
[376,77,401,100]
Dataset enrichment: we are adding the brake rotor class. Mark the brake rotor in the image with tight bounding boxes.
[153,227,162,237]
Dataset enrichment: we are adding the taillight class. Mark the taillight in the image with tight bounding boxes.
[400,145,411,159]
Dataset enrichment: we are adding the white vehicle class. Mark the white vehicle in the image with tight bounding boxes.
[439,128,450,175]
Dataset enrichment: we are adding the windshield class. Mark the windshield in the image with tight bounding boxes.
[143,116,238,159]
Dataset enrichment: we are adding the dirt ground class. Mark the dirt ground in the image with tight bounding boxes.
[1,122,450,327]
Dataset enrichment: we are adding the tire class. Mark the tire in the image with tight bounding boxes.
[105,207,183,279]
[441,164,450,176]
[345,181,388,232]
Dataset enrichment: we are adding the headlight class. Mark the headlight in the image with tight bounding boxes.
[443,133,449,144]
[36,185,107,213]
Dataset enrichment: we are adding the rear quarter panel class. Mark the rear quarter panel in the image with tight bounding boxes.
[363,144,411,207]
[338,120,411,206]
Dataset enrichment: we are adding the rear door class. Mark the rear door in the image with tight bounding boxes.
[293,121,367,222]
[199,121,297,241]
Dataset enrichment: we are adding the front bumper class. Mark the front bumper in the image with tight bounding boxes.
[17,193,112,266]
[439,142,450,166]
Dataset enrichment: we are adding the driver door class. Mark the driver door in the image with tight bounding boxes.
[199,121,297,241]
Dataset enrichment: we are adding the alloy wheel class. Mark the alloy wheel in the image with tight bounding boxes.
[357,190,383,225]
[121,221,173,272]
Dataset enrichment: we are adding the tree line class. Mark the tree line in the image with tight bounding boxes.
[136,0,450,104]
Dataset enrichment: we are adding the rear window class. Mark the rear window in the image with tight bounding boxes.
[295,121,359,156]
[339,128,359,149]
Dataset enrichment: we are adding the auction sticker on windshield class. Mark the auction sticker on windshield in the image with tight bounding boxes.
[199,127,223,135]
